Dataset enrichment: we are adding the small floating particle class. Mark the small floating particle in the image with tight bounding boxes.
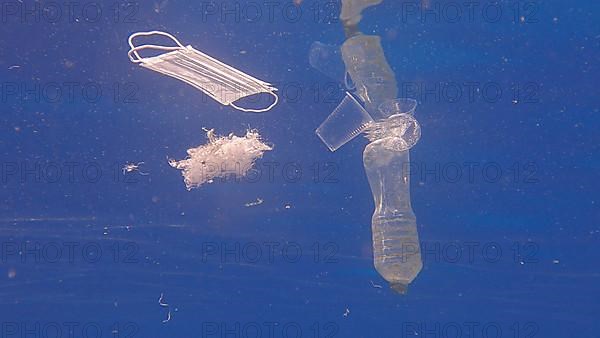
[244,198,264,207]
[553,259,560,264]
[369,280,382,289]
[8,65,20,70]
[158,293,169,307]
[122,162,149,175]
[343,308,350,317]
[284,204,291,209]
[162,310,171,323]
[159,293,172,323]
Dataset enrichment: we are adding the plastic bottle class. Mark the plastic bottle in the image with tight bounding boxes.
[363,142,422,294]
[363,99,422,294]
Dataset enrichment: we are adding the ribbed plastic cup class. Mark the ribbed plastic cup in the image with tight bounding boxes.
[315,92,374,152]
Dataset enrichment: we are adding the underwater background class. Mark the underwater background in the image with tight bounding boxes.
[1,0,599,337]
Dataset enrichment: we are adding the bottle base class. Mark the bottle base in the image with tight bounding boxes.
[389,282,408,295]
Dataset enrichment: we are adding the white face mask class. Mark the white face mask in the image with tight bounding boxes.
[128,31,279,113]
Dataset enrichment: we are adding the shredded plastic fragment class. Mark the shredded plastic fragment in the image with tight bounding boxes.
[244,198,264,207]
[169,129,272,190]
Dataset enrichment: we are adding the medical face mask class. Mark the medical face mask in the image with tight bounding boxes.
[127,31,279,113]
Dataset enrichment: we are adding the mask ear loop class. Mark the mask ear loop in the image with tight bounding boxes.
[128,31,186,63]
[230,90,279,113]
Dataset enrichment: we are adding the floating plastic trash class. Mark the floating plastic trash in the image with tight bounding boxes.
[169,128,272,190]
[363,144,422,294]
[341,34,398,119]
[315,92,374,152]
[365,101,422,293]
[315,92,422,152]
[365,98,421,152]
[316,95,424,291]
[128,31,279,113]
[365,113,421,152]
[336,0,422,294]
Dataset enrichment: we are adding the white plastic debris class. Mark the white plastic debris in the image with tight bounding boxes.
[244,198,264,207]
[169,129,272,190]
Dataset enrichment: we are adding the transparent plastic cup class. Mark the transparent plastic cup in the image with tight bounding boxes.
[315,92,374,152]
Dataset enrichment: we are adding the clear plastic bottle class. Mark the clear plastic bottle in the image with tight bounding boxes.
[363,142,422,294]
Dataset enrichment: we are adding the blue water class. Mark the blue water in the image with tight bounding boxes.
[1,1,599,337]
